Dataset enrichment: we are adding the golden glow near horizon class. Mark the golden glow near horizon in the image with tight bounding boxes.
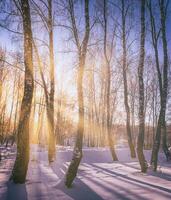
[0,57,133,147]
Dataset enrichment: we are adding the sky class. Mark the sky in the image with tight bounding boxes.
[0,0,171,124]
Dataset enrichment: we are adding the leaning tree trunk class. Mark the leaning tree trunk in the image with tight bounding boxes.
[33,39,56,162]
[34,0,56,162]
[121,0,136,158]
[65,0,90,188]
[65,54,85,188]
[137,0,147,173]
[11,0,34,183]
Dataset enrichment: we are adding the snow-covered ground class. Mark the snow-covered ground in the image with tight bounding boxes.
[0,145,171,200]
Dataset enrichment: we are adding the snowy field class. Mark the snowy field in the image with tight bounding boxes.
[0,145,171,200]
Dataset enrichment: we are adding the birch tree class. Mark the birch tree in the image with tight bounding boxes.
[150,0,170,170]
[121,0,136,158]
[137,0,147,173]
[11,0,34,183]
[65,0,90,188]
[31,0,56,162]
[103,0,118,161]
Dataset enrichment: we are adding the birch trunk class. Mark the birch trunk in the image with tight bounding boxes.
[11,0,34,183]
[137,0,147,173]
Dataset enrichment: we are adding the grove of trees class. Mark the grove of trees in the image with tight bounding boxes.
[0,0,171,187]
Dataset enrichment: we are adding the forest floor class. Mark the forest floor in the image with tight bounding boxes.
[0,145,171,200]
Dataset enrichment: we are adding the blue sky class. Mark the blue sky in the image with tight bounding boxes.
[0,0,171,123]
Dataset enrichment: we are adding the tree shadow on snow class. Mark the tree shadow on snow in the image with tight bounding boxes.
[83,174,145,200]
[119,162,140,170]
[119,161,171,182]
[5,181,28,200]
[57,178,105,200]
[90,164,171,198]
[147,170,171,182]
